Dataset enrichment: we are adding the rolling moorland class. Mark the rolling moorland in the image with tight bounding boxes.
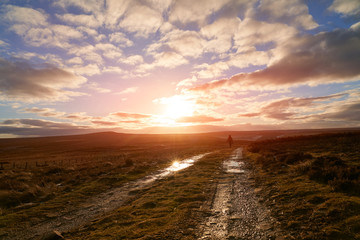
[0,129,359,239]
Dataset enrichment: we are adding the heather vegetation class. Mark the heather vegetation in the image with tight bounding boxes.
[246,132,360,239]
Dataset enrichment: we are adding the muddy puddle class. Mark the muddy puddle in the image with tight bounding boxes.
[6,153,210,240]
[199,148,276,240]
[223,148,244,174]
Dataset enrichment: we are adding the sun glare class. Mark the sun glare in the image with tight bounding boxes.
[163,96,194,119]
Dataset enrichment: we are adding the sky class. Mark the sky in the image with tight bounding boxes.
[0,0,360,137]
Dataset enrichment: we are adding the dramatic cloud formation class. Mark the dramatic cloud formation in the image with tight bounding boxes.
[239,94,346,120]
[0,0,359,137]
[191,27,360,92]
[0,58,86,102]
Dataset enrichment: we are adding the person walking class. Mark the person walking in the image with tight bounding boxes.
[227,135,233,148]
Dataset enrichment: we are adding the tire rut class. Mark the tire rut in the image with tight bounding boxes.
[4,153,210,240]
[198,148,277,240]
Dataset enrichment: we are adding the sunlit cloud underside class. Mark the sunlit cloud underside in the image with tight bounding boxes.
[0,0,360,137]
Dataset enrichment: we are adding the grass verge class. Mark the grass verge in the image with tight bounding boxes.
[66,149,234,240]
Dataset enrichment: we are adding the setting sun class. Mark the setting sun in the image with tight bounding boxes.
[163,96,195,119]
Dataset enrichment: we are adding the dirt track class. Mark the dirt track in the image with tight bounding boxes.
[4,153,209,240]
[198,148,277,240]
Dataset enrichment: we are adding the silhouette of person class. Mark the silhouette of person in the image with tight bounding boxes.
[227,135,233,148]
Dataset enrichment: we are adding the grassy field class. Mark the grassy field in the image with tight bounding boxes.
[1,130,360,239]
[0,132,227,238]
[245,132,360,239]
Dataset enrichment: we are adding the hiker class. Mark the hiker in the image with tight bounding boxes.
[227,135,233,148]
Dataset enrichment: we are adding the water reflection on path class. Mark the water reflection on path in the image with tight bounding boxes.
[7,152,210,240]
[223,148,245,174]
[141,153,209,184]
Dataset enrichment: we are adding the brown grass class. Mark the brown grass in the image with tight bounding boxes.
[246,132,360,239]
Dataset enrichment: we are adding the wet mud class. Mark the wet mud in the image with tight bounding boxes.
[199,148,277,240]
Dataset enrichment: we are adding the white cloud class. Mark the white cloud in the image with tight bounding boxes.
[177,76,198,88]
[109,32,133,47]
[0,40,8,48]
[351,22,360,31]
[68,45,103,64]
[144,51,189,70]
[56,13,101,28]
[102,66,124,74]
[201,17,241,54]
[169,0,231,26]
[54,0,104,15]
[257,0,318,30]
[119,4,163,37]
[95,43,123,59]
[116,87,138,95]
[104,0,132,28]
[196,62,229,79]
[328,0,360,16]
[121,55,144,65]
[144,0,173,13]
[67,57,84,65]
[148,29,205,59]
[1,5,48,26]
[68,64,101,76]
[87,82,111,93]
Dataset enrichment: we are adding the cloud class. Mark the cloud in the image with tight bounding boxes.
[87,82,111,93]
[0,40,9,47]
[169,0,232,26]
[111,112,151,119]
[148,29,205,59]
[68,45,103,64]
[176,115,224,123]
[0,118,97,136]
[328,0,360,16]
[109,32,133,47]
[68,64,101,76]
[323,102,360,121]
[104,0,132,28]
[238,94,347,121]
[191,27,360,92]
[54,0,104,15]
[2,5,83,49]
[196,62,229,79]
[56,13,101,28]
[91,120,119,126]
[0,58,87,102]
[142,51,188,70]
[116,87,138,95]
[119,4,163,38]
[120,55,144,65]
[177,76,198,88]
[64,112,92,122]
[2,118,76,128]
[257,0,318,30]
[201,17,241,54]
[21,107,66,118]
[95,43,123,59]
[1,5,48,26]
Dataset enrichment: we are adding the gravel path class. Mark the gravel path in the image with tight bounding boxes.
[4,153,209,240]
[198,148,277,240]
